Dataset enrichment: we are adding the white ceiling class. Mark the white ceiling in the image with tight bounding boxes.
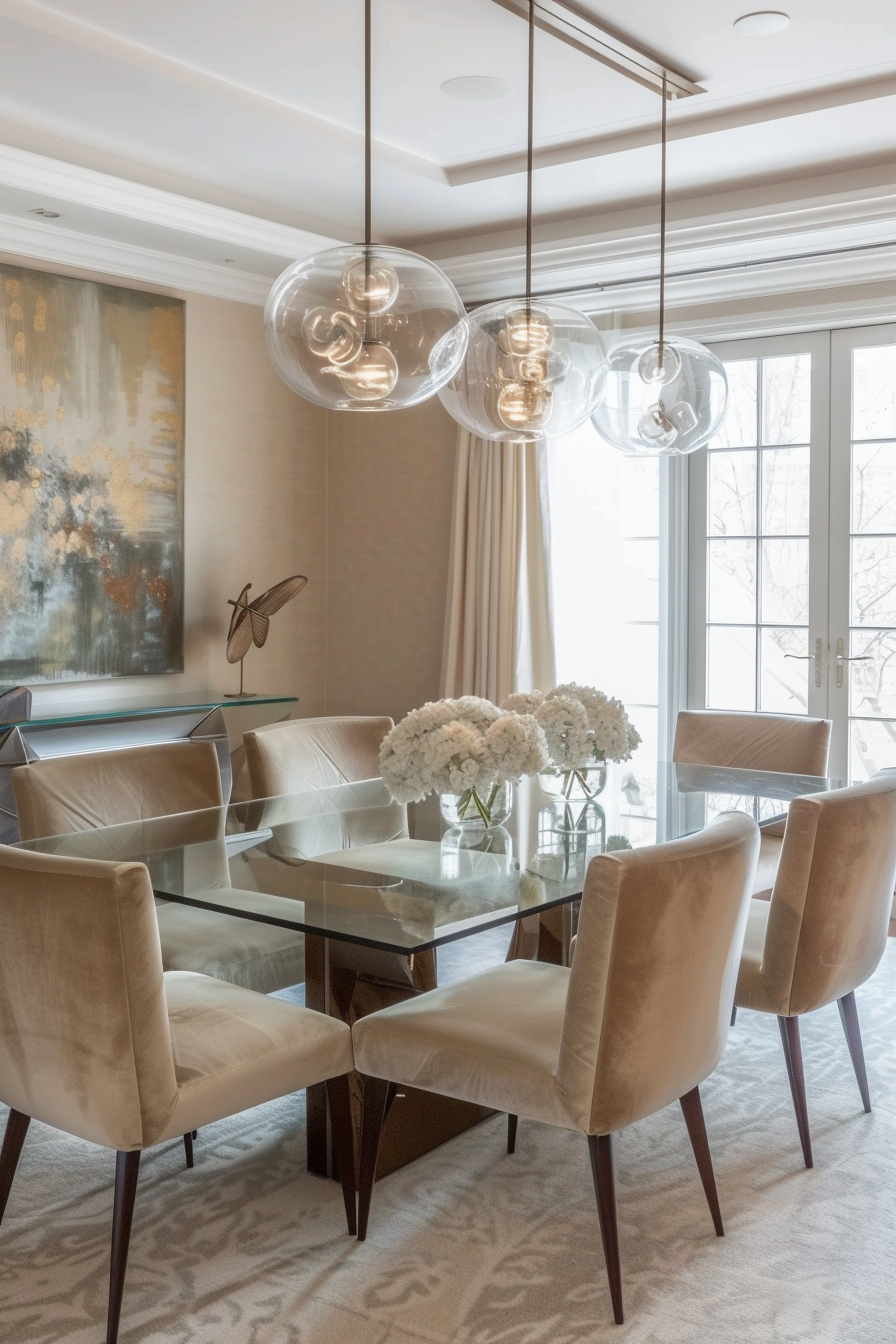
[0,0,894,305]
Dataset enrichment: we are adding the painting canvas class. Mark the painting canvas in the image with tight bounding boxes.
[0,264,184,682]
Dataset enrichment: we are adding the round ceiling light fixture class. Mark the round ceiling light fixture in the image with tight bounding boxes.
[733,11,790,34]
[265,0,467,412]
[441,75,512,101]
[591,74,728,456]
[438,2,606,442]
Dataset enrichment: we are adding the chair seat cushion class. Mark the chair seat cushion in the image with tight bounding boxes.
[352,959,572,1130]
[734,898,775,1013]
[156,897,305,994]
[156,972,353,1140]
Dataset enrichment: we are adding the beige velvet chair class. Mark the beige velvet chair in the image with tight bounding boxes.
[12,741,306,994]
[672,710,833,895]
[733,772,896,1168]
[0,843,356,1344]
[243,716,435,1003]
[352,812,761,1324]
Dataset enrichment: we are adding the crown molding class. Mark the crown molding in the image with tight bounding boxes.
[0,209,273,302]
[447,69,896,185]
[0,141,343,260]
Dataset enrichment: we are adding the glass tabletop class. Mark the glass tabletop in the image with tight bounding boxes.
[15,763,846,955]
[0,691,298,731]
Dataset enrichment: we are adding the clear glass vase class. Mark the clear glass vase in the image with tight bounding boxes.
[440,780,513,832]
[538,761,608,802]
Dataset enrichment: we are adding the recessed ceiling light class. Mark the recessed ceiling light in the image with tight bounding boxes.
[441,75,512,101]
[28,207,61,219]
[734,11,790,34]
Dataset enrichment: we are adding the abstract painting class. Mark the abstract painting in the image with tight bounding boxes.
[0,264,184,681]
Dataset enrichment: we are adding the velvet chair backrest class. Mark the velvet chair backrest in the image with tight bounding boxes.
[0,844,178,1151]
[13,740,223,840]
[556,812,760,1136]
[672,710,832,777]
[760,773,896,1016]
[243,716,407,862]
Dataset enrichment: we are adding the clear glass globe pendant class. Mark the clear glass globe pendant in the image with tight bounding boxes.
[439,298,606,442]
[593,75,728,456]
[437,2,605,443]
[265,244,468,411]
[264,0,468,412]
[592,335,727,455]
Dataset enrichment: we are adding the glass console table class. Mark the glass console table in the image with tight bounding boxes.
[16,761,845,1179]
[0,691,297,843]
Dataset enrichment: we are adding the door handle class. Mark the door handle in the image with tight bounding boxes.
[785,637,823,688]
[836,637,870,689]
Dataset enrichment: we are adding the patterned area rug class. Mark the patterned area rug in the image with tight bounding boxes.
[3,939,896,1343]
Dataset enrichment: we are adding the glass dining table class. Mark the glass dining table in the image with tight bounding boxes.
[16,760,846,1178]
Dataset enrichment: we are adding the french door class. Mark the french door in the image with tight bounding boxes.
[687,323,896,781]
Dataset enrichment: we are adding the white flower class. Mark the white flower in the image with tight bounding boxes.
[544,682,641,765]
[533,695,590,769]
[379,697,550,804]
[501,690,545,715]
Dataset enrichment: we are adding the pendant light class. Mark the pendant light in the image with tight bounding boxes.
[264,0,468,411]
[438,0,606,443]
[592,75,727,455]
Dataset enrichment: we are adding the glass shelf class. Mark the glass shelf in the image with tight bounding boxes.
[0,691,298,732]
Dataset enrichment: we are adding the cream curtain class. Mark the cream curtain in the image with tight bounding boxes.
[441,430,556,703]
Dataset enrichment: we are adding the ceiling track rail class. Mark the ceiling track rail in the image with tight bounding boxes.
[466,235,896,308]
[488,0,705,98]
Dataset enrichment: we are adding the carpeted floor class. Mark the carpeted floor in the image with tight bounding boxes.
[3,938,896,1343]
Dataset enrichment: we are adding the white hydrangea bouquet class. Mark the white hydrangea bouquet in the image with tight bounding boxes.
[502,683,640,803]
[379,695,549,828]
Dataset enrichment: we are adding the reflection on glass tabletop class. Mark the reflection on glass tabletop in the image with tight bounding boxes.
[15,764,845,956]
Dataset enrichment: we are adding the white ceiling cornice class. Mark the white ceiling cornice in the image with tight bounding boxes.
[0,208,274,303]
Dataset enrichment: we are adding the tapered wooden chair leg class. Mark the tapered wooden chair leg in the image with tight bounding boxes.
[588,1133,623,1325]
[507,1114,518,1154]
[777,1014,813,1168]
[326,1075,358,1236]
[838,991,872,1113]
[357,1076,391,1243]
[0,1109,30,1224]
[182,1133,194,1169]
[679,1086,724,1236]
[106,1150,141,1344]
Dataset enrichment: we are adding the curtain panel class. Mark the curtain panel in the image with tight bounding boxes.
[441,430,556,704]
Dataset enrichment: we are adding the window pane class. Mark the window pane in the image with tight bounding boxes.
[760,627,809,714]
[707,626,756,710]
[853,346,896,441]
[620,539,659,622]
[708,539,756,623]
[760,538,809,623]
[852,443,896,533]
[851,537,896,626]
[761,354,811,445]
[850,717,896,780]
[708,451,756,536]
[711,360,757,449]
[761,447,810,535]
[618,458,659,537]
[619,625,659,705]
[850,628,896,717]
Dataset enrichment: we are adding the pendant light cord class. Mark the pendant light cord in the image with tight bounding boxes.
[525,0,535,306]
[365,0,372,248]
[658,70,667,357]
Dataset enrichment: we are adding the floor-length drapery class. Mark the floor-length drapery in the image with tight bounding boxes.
[441,430,555,703]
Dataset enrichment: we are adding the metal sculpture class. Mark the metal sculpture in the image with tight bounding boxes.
[225,574,308,697]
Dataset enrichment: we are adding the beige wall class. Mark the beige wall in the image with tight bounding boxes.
[0,254,329,724]
[325,397,457,724]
